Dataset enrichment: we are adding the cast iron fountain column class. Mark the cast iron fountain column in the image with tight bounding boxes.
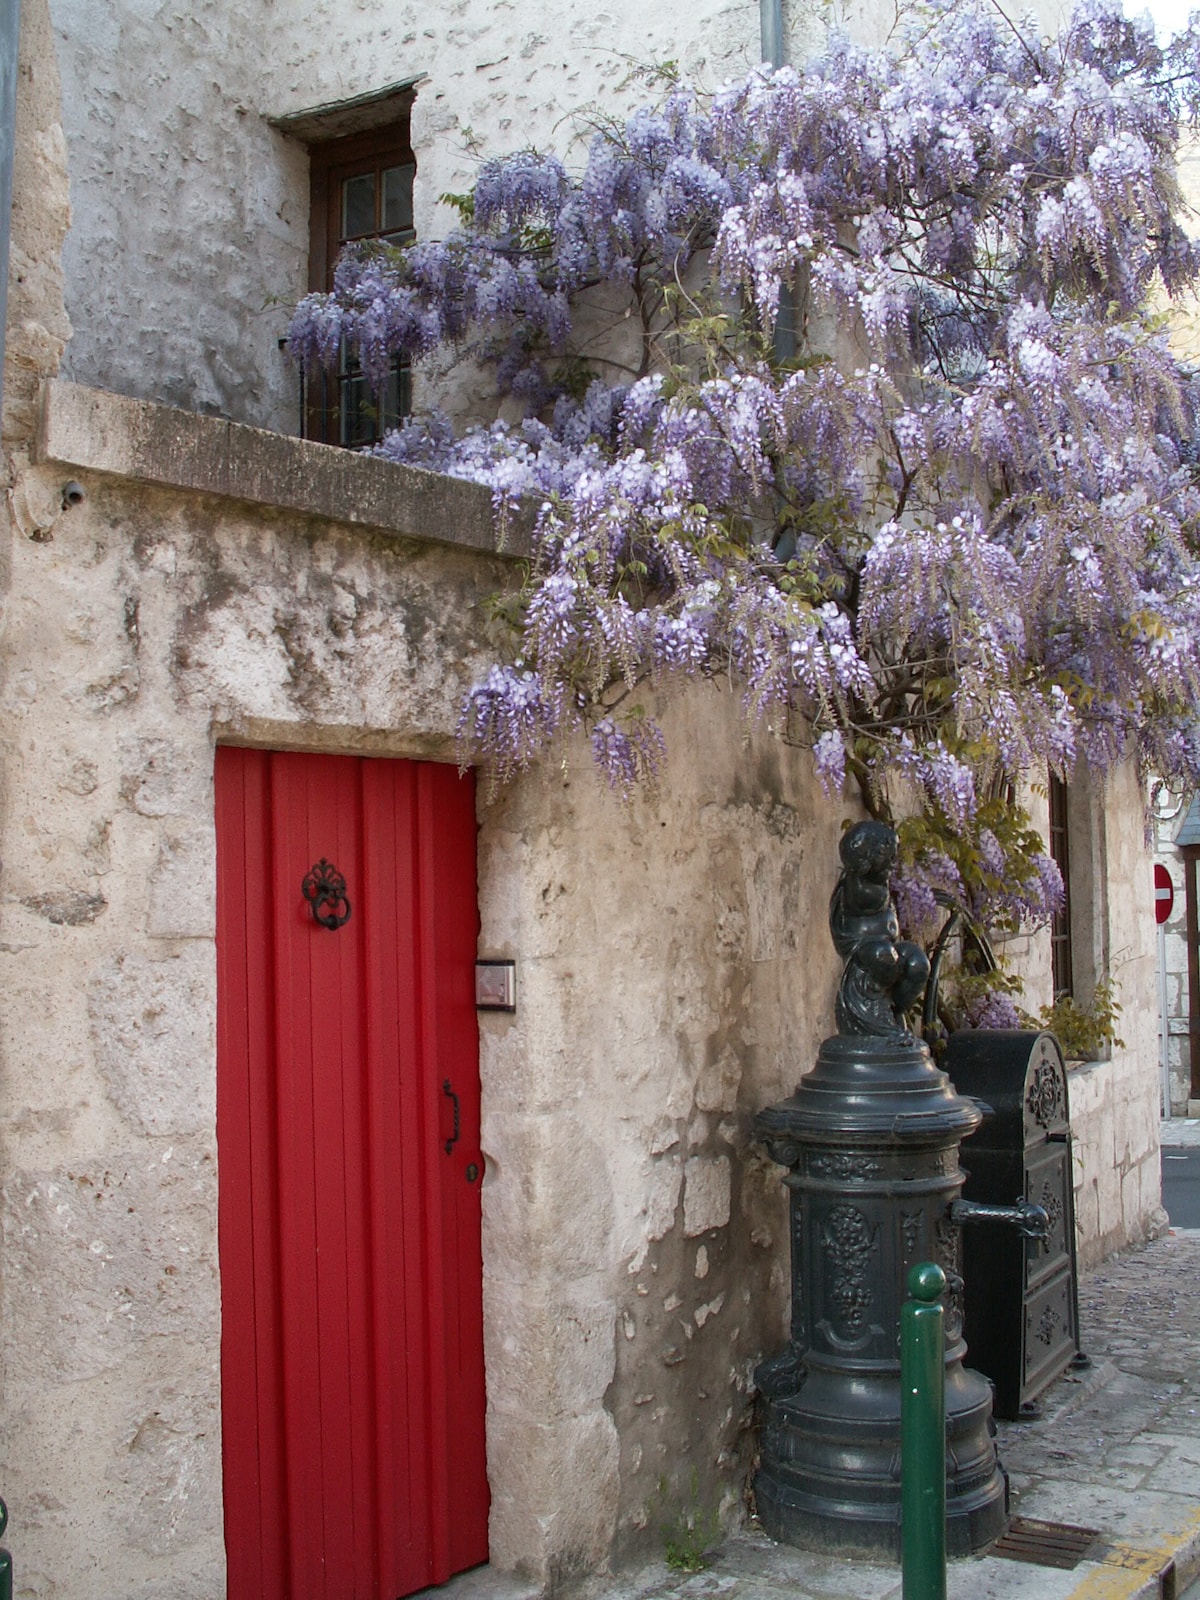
[753,822,1014,1558]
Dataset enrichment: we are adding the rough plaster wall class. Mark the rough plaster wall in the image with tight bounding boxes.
[0,433,1168,1588]
[477,710,843,1579]
[1152,802,1188,1117]
[262,0,810,235]
[263,0,823,426]
[1,4,1171,1587]
[0,415,843,1592]
[3,0,71,447]
[993,775,1164,1268]
[39,0,1070,445]
[1063,761,1166,1269]
[1153,133,1200,1117]
[46,0,308,431]
[0,454,515,1596]
[45,0,835,435]
[42,0,1075,437]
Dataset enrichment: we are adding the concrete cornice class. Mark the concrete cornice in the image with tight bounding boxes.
[34,379,532,559]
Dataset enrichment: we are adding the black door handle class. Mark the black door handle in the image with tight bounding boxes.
[442,1079,460,1154]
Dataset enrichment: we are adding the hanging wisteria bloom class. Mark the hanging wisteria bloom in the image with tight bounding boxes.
[290,0,1200,959]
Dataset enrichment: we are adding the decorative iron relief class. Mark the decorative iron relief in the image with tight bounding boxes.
[935,1215,960,1275]
[1039,1184,1063,1233]
[944,1270,966,1343]
[756,1343,806,1401]
[765,1137,801,1170]
[302,859,351,930]
[1035,1304,1062,1346]
[1026,1056,1065,1129]
[810,1152,882,1181]
[901,1209,922,1262]
[789,1205,807,1329]
[823,1204,878,1334]
[901,1150,956,1183]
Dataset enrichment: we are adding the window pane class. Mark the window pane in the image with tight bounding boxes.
[339,372,378,447]
[379,362,412,434]
[381,367,399,434]
[341,172,376,241]
[382,164,415,235]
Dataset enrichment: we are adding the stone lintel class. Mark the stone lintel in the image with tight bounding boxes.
[35,378,532,559]
[268,77,425,144]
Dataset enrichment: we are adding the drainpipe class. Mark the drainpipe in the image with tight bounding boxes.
[760,0,795,364]
[761,0,784,69]
[0,0,20,400]
[761,0,797,488]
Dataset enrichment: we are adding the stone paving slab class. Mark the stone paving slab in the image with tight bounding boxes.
[1161,1119,1200,1146]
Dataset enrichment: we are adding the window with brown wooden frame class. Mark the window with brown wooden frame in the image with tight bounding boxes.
[1048,772,1074,999]
[304,121,416,447]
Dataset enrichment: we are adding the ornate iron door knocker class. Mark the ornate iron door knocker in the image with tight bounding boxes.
[302,859,351,930]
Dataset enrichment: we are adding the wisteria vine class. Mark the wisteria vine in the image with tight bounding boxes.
[290,0,1200,969]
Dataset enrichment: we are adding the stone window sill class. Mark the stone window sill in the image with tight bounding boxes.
[34,379,531,559]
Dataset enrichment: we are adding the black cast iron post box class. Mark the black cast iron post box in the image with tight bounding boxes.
[942,1030,1087,1420]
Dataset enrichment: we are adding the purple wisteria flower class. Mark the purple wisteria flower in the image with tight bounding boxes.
[290,0,1200,942]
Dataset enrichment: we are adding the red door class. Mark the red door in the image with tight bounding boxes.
[215,747,489,1600]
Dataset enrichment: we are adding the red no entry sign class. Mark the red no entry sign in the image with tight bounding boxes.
[1155,862,1174,924]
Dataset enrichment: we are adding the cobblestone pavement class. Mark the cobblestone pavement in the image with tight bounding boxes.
[426,1225,1200,1600]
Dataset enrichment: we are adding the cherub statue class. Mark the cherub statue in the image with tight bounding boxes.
[829,821,929,1039]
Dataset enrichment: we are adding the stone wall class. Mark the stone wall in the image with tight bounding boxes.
[4,0,70,447]
[0,392,1165,1599]
[1151,797,1190,1119]
[43,0,797,435]
[40,0,1070,438]
[0,3,1171,1594]
[1058,762,1166,1269]
[46,0,308,432]
[0,377,846,1594]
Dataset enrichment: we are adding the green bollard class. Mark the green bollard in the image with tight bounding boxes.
[901,1262,947,1600]
[0,1495,12,1600]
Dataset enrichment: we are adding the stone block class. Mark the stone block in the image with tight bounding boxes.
[38,380,533,557]
[484,1274,616,1422]
[147,827,216,939]
[87,946,215,1137]
[481,1110,616,1285]
[2,1142,218,1391]
[643,1156,683,1243]
[109,1381,222,1558]
[695,1042,742,1114]
[485,1408,619,1583]
[119,735,211,820]
[683,1155,731,1237]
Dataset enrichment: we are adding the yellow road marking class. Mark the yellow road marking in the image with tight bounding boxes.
[1065,1505,1200,1599]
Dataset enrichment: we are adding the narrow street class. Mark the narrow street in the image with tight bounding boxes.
[1161,1146,1200,1228]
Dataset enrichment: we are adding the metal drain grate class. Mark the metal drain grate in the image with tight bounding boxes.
[990,1517,1102,1570]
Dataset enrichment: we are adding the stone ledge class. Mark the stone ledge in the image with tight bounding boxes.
[34,378,532,559]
